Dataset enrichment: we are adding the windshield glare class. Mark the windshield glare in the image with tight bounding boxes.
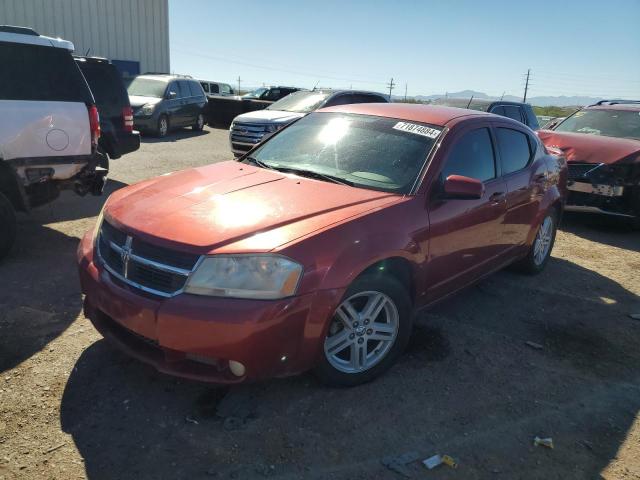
[249,113,441,193]
[555,109,640,140]
[243,87,268,99]
[267,91,329,113]
[127,78,167,98]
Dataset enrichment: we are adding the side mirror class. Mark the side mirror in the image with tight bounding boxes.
[167,91,177,99]
[444,175,484,199]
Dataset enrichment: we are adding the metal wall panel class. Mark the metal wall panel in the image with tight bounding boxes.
[0,0,169,73]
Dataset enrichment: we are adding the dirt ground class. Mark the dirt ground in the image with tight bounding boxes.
[1,127,639,480]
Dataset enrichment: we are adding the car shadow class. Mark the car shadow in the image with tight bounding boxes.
[140,128,210,144]
[28,179,128,224]
[60,257,640,479]
[560,211,640,253]
[0,223,85,372]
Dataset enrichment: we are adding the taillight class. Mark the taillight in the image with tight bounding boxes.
[122,106,134,133]
[88,105,101,146]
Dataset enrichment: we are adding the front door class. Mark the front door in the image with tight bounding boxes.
[426,126,508,301]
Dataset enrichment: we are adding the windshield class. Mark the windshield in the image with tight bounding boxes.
[248,112,442,193]
[267,91,329,113]
[127,78,167,98]
[555,109,640,140]
[242,87,268,99]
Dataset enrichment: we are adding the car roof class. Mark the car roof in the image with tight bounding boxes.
[318,103,489,126]
[0,26,74,50]
[585,104,640,112]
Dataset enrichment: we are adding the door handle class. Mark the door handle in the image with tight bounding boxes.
[489,192,505,203]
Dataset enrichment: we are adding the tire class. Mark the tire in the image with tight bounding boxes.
[314,274,412,387]
[156,115,169,138]
[515,208,558,274]
[192,113,205,131]
[0,192,17,261]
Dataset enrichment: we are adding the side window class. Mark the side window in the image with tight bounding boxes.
[188,81,203,97]
[503,106,524,123]
[210,83,220,94]
[200,82,209,93]
[167,81,180,98]
[496,128,532,175]
[178,80,192,97]
[351,94,385,104]
[490,105,506,117]
[221,84,231,94]
[0,41,92,102]
[442,128,496,182]
[263,88,281,100]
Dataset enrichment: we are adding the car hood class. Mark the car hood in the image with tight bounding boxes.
[104,161,400,254]
[129,96,163,108]
[233,109,305,124]
[537,130,640,165]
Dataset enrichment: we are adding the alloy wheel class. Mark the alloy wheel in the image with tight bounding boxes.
[159,117,168,137]
[324,291,399,373]
[533,215,553,266]
[197,114,204,129]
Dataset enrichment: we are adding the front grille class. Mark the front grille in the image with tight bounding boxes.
[568,163,601,182]
[230,122,269,147]
[97,220,200,297]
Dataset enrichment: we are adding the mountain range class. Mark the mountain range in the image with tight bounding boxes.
[408,90,604,107]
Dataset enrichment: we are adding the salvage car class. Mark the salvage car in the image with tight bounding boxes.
[537,100,640,225]
[128,74,207,137]
[434,98,540,130]
[0,26,104,260]
[78,104,567,386]
[207,85,301,127]
[230,89,388,156]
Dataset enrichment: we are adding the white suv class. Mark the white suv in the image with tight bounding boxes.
[0,26,104,260]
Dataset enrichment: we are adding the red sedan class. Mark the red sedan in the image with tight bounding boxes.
[77,104,567,386]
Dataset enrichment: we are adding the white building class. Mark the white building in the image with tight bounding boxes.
[0,0,169,77]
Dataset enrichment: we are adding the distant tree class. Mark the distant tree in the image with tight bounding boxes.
[533,106,579,117]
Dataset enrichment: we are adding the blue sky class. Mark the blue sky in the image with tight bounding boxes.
[169,0,640,99]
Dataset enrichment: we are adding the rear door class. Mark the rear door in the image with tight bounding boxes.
[493,122,546,250]
[0,40,93,162]
[426,124,509,300]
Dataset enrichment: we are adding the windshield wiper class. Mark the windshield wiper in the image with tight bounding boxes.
[273,166,355,187]
[244,156,276,170]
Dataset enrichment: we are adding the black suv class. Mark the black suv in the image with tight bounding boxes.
[127,74,207,137]
[74,56,140,162]
[433,98,540,130]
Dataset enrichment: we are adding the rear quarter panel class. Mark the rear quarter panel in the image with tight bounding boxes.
[0,100,91,160]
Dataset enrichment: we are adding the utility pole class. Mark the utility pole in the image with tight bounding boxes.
[523,69,530,103]
[237,76,241,94]
[387,77,395,100]
[404,83,407,102]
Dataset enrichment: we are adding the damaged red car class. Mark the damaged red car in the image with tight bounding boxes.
[538,100,640,226]
[78,103,567,386]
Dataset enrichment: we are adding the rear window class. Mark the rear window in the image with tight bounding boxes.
[0,42,93,103]
[188,81,203,97]
[75,60,129,109]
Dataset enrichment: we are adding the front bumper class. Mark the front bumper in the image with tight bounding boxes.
[133,115,157,132]
[77,232,343,383]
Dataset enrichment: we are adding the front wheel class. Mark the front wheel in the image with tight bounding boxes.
[516,209,558,274]
[0,192,17,261]
[193,113,205,131]
[156,115,169,138]
[314,275,412,387]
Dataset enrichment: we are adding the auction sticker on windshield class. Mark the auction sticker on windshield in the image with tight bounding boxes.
[393,122,441,139]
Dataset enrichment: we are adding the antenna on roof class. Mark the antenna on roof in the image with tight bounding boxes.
[466,96,474,108]
[85,48,90,56]
[312,80,320,91]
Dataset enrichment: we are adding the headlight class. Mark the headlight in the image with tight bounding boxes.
[184,255,303,299]
[141,103,155,116]
[265,123,285,133]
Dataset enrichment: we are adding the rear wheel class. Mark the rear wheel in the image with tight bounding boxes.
[0,192,17,261]
[516,209,558,274]
[193,113,205,131]
[314,275,412,387]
